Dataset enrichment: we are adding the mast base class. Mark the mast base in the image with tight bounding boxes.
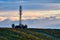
[12,24,27,28]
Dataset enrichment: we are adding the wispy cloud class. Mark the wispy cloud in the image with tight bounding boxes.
[0,10,60,21]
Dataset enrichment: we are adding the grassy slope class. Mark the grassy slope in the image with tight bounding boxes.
[0,28,60,40]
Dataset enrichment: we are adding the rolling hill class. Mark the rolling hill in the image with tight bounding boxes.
[0,28,60,40]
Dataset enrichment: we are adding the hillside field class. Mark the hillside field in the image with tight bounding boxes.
[0,28,60,40]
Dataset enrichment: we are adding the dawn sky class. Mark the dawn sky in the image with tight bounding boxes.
[0,0,60,28]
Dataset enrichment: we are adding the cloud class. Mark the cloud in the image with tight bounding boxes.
[1,3,60,10]
[0,16,7,21]
[0,17,60,29]
[21,0,60,10]
[22,3,60,10]
[0,10,60,28]
[0,10,60,21]
[0,0,60,10]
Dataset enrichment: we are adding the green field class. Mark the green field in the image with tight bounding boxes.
[0,28,60,40]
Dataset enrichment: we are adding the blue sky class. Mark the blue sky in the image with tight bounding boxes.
[0,0,60,28]
[22,0,60,3]
[0,0,60,10]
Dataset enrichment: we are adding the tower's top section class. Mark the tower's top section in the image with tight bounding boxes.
[20,5,22,15]
[20,5,21,9]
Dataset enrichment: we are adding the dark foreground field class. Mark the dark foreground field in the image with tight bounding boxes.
[0,28,60,40]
